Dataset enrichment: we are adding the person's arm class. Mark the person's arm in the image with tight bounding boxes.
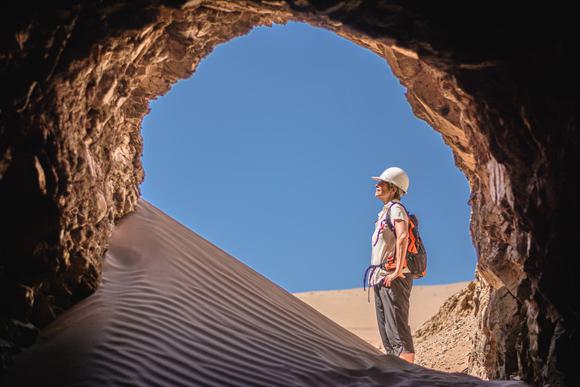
[393,219,409,274]
[384,218,409,287]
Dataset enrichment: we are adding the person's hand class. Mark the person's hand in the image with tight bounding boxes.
[383,271,405,287]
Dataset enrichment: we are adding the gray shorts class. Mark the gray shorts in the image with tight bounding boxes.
[373,274,414,355]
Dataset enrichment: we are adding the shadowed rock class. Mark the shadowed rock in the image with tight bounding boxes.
[1,2,578,385]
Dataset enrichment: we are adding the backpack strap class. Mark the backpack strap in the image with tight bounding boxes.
[386,201,413,273]
[385,201,409,233]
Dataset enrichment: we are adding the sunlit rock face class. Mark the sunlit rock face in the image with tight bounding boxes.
[1,1,577,385]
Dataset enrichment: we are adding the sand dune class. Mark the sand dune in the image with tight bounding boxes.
[2,200,525,386]
[294,282,469,351]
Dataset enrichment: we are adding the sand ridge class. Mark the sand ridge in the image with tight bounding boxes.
[2,200,526,386]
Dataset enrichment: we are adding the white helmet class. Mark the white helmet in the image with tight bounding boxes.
[372,167,410,194]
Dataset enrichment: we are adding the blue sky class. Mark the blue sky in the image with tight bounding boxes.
[140,22,476,293]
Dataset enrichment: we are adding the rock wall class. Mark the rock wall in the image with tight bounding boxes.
[1,1,578,385]
[413,278,483,374]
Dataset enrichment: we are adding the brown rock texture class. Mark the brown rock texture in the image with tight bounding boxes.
[414,278,487,376]
[1,1,578,385]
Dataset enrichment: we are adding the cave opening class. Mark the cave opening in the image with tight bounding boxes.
[140,21,476,293]
[139,20,479,373]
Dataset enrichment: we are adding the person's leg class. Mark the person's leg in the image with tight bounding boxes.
[383,274,415,362]
[404,275,415,362]
[390,274,415,362]
[380,282,402,356]
[373,284,394,354]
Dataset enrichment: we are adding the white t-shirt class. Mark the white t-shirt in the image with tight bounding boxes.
[369,200,409,285]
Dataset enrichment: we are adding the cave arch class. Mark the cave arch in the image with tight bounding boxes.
[1,2,577,385]
[140,20,477,293]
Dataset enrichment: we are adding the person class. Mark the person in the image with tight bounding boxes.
[368,166,415,363]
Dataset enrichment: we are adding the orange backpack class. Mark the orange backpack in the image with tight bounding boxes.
[385,202,427,279]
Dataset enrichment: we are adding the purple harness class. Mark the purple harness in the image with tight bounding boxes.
[364,202,398,300]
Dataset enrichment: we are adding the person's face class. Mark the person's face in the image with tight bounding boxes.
[375,181,395,202]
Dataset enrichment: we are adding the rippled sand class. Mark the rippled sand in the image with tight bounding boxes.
[2,200,526,386]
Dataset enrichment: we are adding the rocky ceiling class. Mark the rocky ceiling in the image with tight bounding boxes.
[1,1,578,385]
